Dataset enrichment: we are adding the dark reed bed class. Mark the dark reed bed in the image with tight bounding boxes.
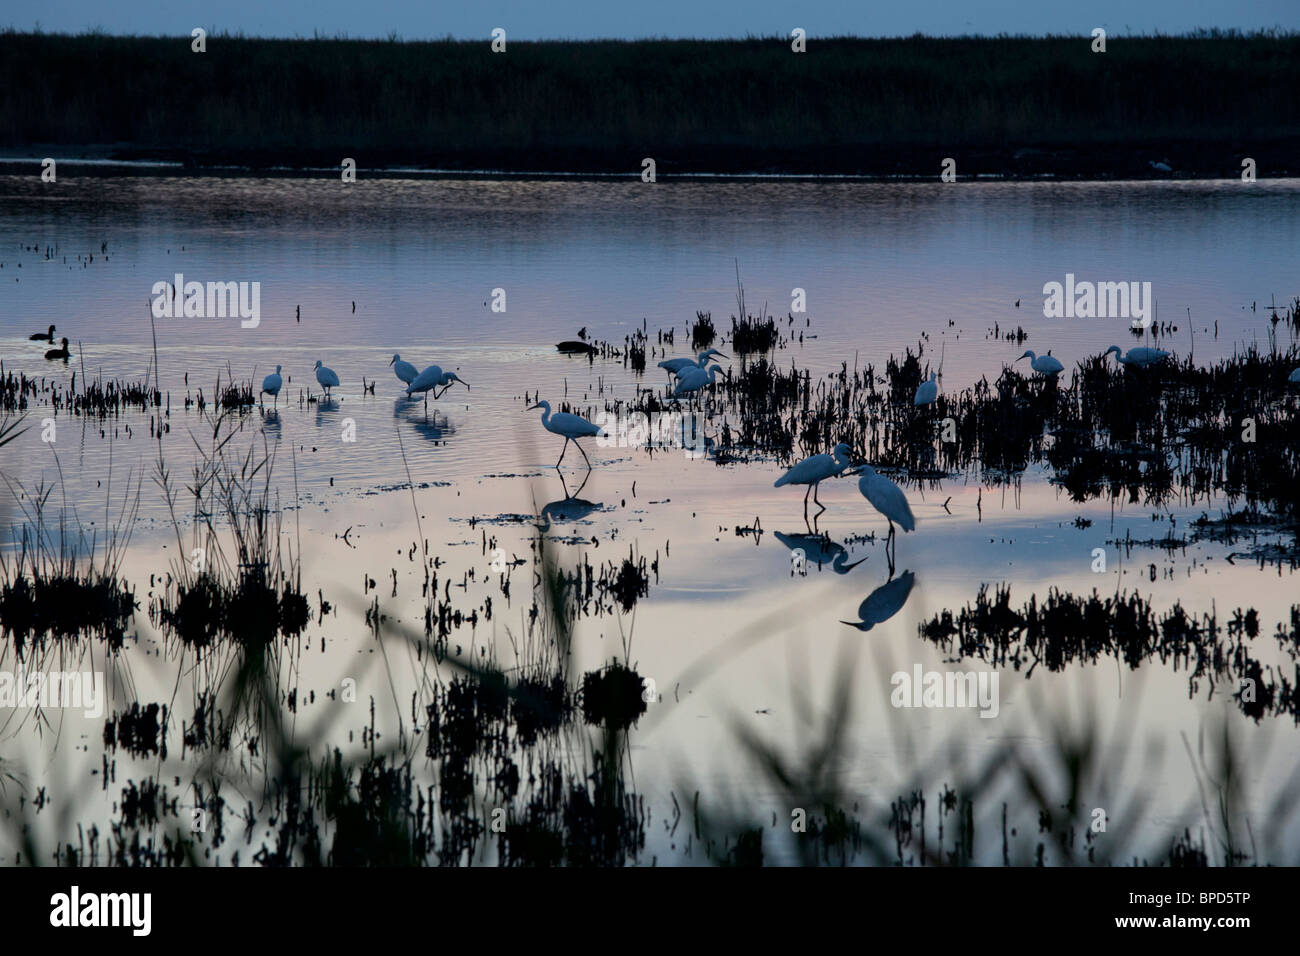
[3,31,1298,176]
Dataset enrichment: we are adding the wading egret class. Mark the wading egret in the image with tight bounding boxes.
[914,371,938,406]
[855,464,915,571]
[841,571,916,631]
[529,400,603,474]
[389,354,418,385]
[29,324,55,342]
[44,337,70,361]
[406,365,470,403]
[261,365,283,408]
[659,348,728,378]
[314,360,340,397]
[1105,345,1169,368]
[1018,350,1064,376]
[1149,160,1172,172]
[672,363,725,399]
[1290,368,1300,384]
[774,443,853,523]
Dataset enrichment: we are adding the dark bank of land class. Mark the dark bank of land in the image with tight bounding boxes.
[1,30,1298,179]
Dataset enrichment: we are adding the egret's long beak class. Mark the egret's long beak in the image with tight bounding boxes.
[458,377,470,390]
[527,403,541,411]
[388,357,395,367]
[842,556,869,572]
[714,351,729,360]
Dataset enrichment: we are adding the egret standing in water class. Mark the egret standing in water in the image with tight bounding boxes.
[529,400,604,475]
[774,443,853,524]
[672,363,725,400]
[389,354,418,386]
[854,465,915,573]
[1105,345,1169,368]
[914,371,938,406]
[314,360,340,398]
[261,365,283,408]
[406,365,470,405]
[1018,350,1064,376]
[659,348,727,379]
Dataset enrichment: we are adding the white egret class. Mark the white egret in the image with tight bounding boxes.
[29,324,55,342]
[1018,350,1064,376]
[774,443,853,523]
[659,348,727,378]
[1290,367,1300,384]
[855,464,915,571]
[406,364,470,403]
[261,365,283,408]
[1149,160,1172,172]
[314,359,340,397]
[389,354,418,385]
[1105,345,1169,368]
[914,371,938,406]
[44,337,70,361]
[529,400,604,473]
[841,571,916,631]
[671,363,725,399]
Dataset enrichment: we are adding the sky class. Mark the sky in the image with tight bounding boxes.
[7,0,1299,39]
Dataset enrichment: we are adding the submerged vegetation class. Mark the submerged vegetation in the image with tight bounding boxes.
[920,586,1300,724]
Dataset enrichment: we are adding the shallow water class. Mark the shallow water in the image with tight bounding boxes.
[1,175,1298,865]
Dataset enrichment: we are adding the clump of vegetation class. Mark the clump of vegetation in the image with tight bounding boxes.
[0,470,141,653]
[691,312,716,350]
[0,571,137,652]
[156,569,309,648]
[581,661,648,729]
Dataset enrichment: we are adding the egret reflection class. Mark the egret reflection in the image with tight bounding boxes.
[841,570,916,632]
[537,496,602,531]
[773,530,868,575]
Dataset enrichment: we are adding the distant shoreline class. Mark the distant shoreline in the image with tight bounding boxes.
[2,32,1296,180]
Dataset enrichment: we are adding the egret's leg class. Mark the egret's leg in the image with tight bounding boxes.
[555,438,569,471]
[813,480,827,516]
[575,438,593,472]
[803,484,812,523]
